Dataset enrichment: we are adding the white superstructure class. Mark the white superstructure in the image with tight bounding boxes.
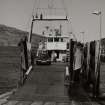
[43,25,69,62]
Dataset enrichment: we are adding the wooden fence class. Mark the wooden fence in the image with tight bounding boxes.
[0,46,22,94]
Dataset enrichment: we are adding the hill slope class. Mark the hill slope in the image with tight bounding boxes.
[0,24,28,46]
[0,24,46,47]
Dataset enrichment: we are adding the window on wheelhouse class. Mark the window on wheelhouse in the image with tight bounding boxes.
[48,37,53,42]
[61,38,63,42]
[54,37,59,42]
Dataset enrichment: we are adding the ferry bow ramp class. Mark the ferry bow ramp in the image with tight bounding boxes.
[7,63,95,105]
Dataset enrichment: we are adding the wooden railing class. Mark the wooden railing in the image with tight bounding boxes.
[18,36,33,85]
[0,46,21,93]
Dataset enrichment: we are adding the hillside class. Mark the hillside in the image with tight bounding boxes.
[0,24,27,46]
[0,24,46,47]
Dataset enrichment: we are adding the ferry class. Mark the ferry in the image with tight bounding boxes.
[41,25,69,62]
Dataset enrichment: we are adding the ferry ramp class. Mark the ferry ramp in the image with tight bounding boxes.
[3,62,100,105]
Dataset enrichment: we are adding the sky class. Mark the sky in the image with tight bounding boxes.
[0,0,105,42]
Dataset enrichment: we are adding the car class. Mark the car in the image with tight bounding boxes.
[36,54,51,65]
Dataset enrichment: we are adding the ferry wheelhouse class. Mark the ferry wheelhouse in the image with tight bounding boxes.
[43,25,69,62]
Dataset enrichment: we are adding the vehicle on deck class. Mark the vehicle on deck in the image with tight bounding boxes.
[36,53,51,65]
